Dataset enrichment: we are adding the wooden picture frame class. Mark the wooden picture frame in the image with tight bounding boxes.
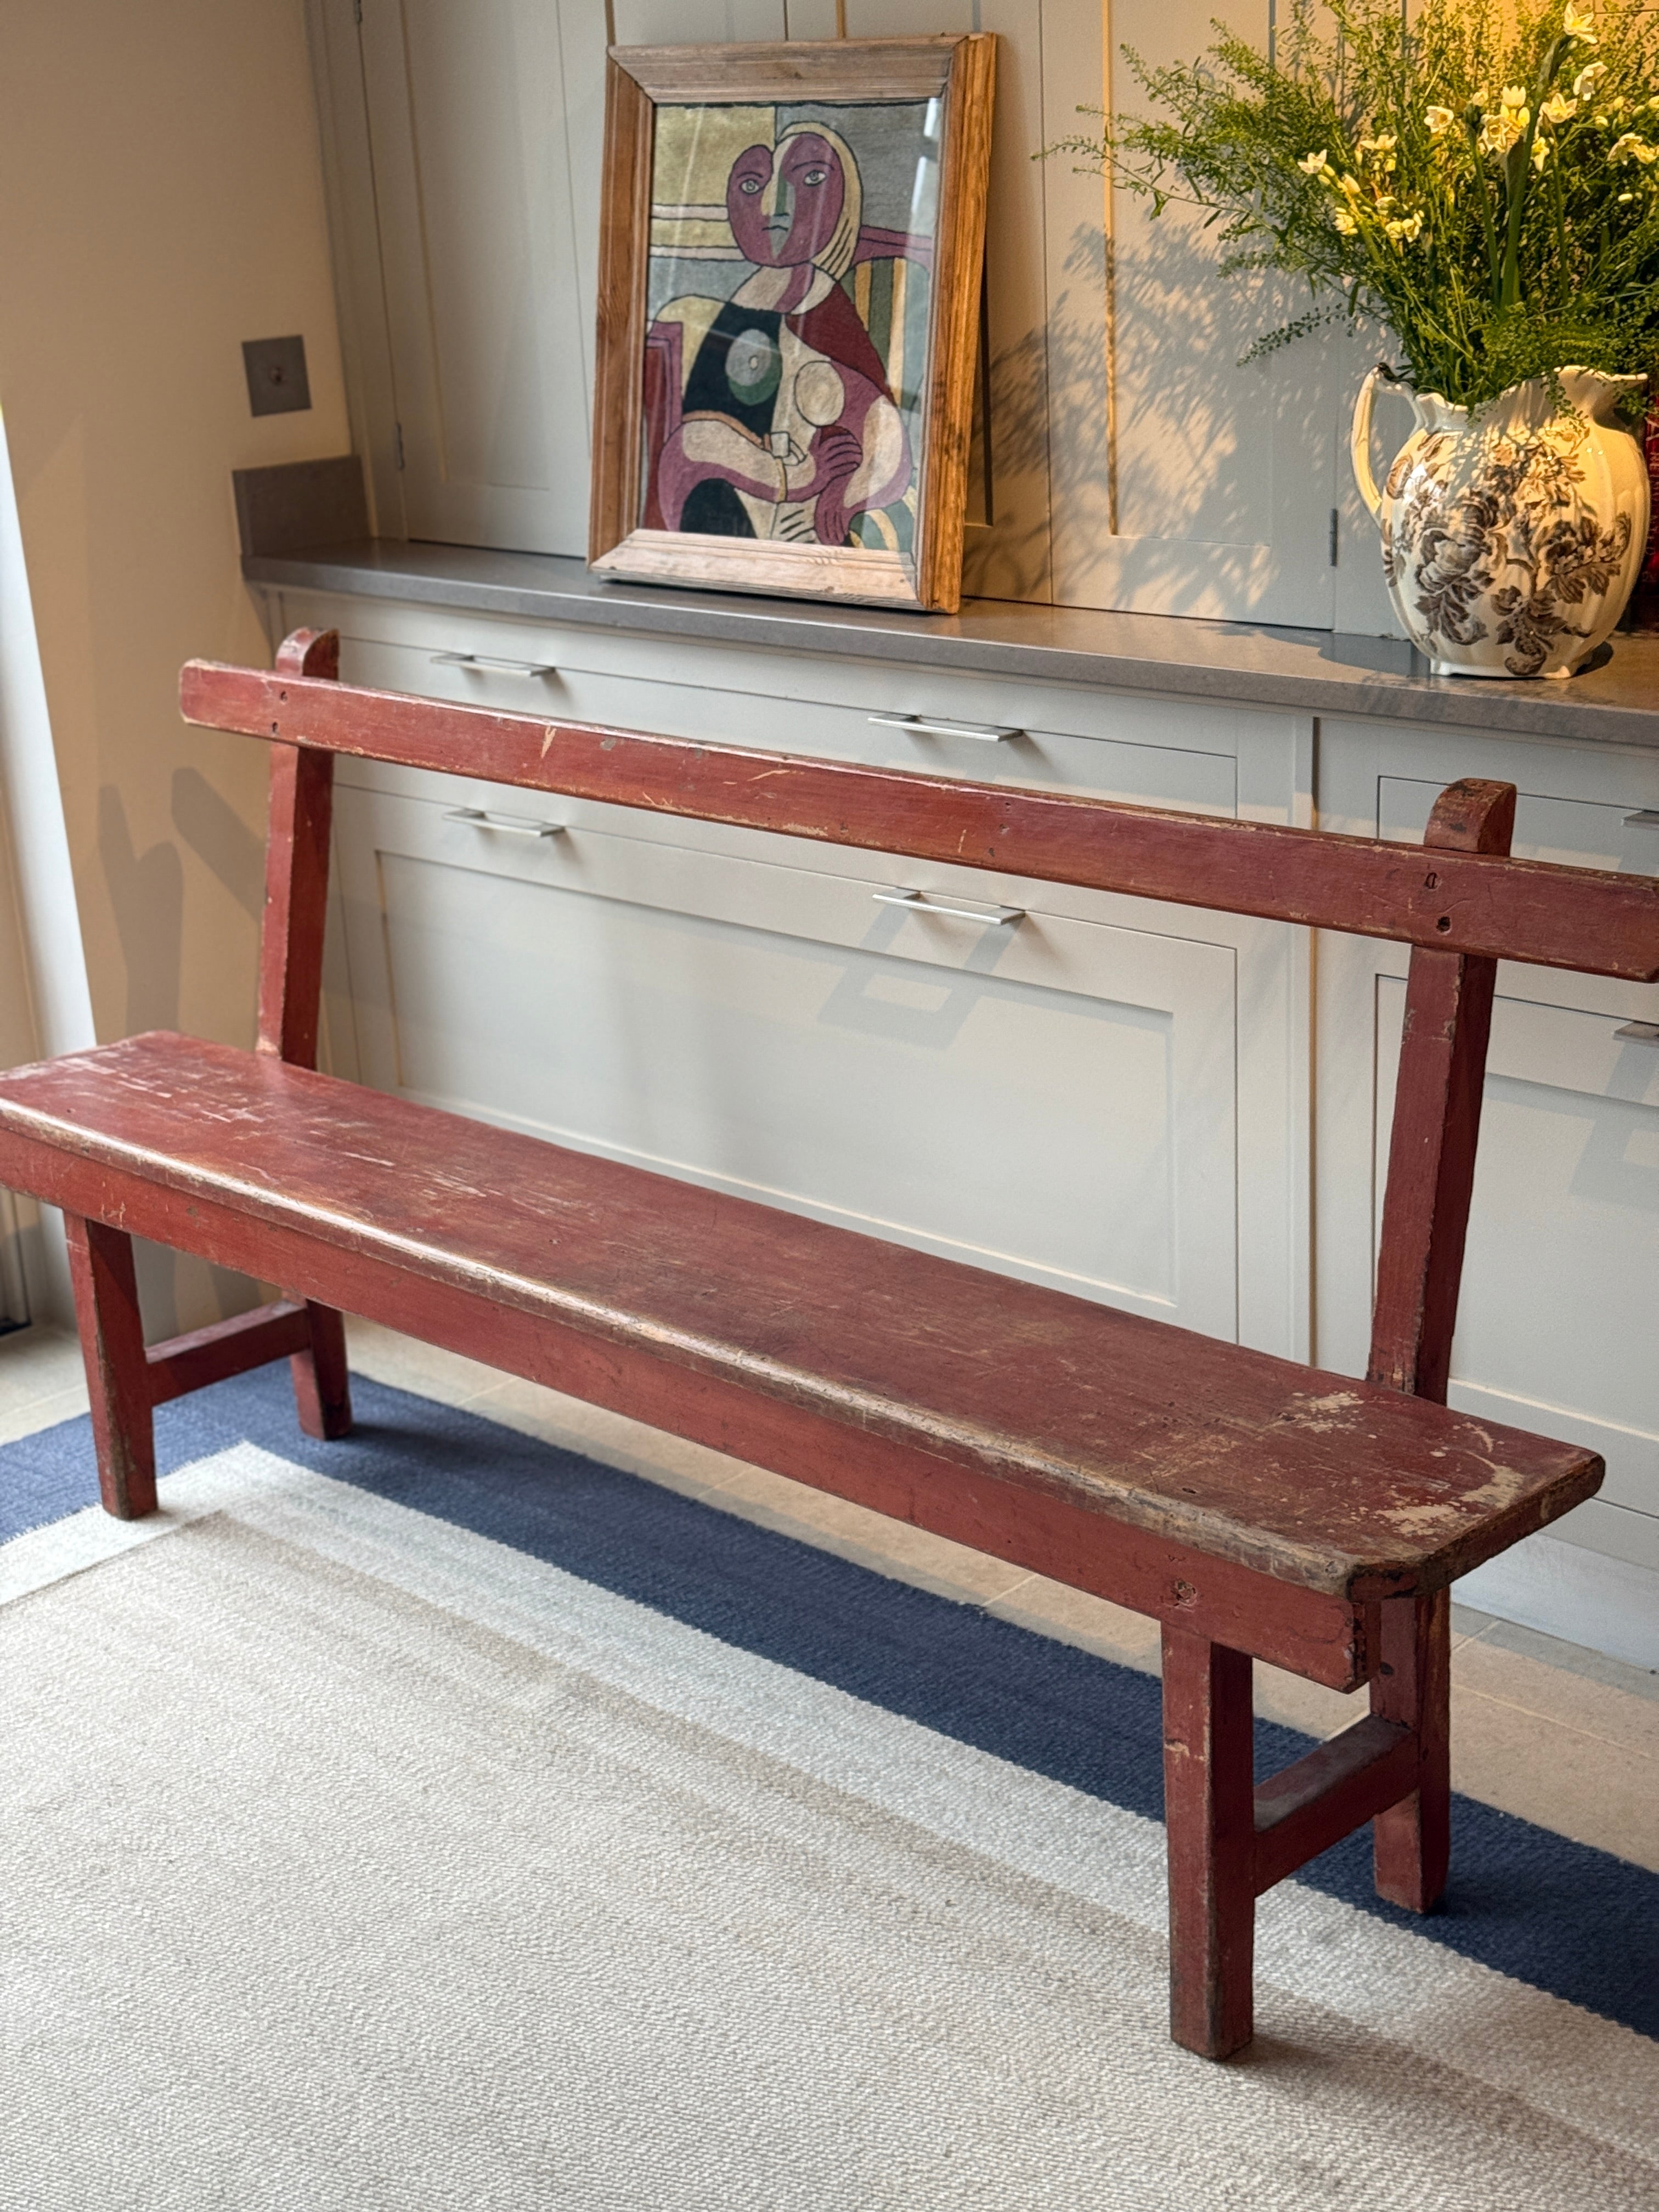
[589,36,995,615]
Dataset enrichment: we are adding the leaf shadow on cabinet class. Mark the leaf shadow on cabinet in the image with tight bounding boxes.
[984,215,1376,617]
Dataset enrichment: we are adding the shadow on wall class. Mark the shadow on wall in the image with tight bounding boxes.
[95,780,263,1340]
[976,215,1398,619]
[98,769,269,1035]
[171,765,263,923]
[96,785,180,1038]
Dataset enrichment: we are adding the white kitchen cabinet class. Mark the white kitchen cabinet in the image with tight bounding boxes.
[266,584,1313,823]
[1315,717,1659,1647]
[1039,0,1386,629]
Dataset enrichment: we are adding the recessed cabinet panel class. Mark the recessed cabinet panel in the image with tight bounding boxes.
[335,791,1243,1338]
[1372,978,1659,1566]
[611,4,788,37]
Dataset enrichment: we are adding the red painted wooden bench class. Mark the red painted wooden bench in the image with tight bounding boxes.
[2,627,1652,2059]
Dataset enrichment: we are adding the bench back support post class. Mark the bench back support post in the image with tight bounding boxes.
[1357,778,1511,1934]
[253,627,353,1439]
[1367,778,1516,1404]
[258,628,339,1068]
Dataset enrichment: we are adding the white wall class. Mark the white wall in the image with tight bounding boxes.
[0,0,352,1330]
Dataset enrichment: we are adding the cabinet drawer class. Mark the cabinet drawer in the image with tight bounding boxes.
[1376,772,1659,1025]
[1380,773,1659,873]
[333,785,1256,1342]
[265,583,1312,830]
[328,630,1240,816]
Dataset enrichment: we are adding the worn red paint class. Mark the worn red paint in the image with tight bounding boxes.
[253,626,353,1441]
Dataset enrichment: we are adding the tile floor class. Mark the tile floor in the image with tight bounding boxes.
[3,1316,1653,1871]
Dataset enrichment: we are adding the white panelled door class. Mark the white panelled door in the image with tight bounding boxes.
[1038,0,1348,625]
[1014,0,1403,631]
[354,0,608,555]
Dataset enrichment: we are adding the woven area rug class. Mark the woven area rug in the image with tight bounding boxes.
[2,1367,1656,2211]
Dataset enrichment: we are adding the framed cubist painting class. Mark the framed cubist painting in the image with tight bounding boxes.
[589,37,995,613]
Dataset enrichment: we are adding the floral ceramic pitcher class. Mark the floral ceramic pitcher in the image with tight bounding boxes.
[1351,366,1651,678]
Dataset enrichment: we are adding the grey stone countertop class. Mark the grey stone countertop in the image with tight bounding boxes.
[246,539,1659,752]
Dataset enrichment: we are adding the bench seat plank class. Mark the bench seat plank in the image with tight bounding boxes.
[0,1031,1599,1602]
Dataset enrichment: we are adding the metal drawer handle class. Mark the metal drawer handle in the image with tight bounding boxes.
[873,887,1024,926]
[430,651,556,676]
[443,807,565,840]
[868,712,1023,743]
[1623,810,1659,828]
[1613,1020,1659,1043]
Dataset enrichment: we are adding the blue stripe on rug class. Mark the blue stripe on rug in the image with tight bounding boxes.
[4,1358,1654,2041]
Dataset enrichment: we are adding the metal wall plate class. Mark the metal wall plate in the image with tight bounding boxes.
[241,335,311,417]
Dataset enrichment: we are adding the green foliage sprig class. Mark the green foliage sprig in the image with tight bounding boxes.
[1051,0,1659,408]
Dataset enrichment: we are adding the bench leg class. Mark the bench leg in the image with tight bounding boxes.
[64,1214,156,1520]
[1371,1589,1451,1913]
[289,1301,352,1441]
[1161,1626,1256,2059]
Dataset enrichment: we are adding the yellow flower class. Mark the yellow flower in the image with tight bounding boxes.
[1564,2,1598,43]
[1478,86,1533,155]
[1333,210,1359,234]
[1425,105,1455,134]
[1297,149,1329,174]
[1532,138,1551,170]
[1572,61,1606,98]
[1338,171,1363,197]
[1481,105,1528,155]
[1541,92,1577,126]
[1609,130,1659,164]
[1384,211,1424,241]
[1619,189,1635,201]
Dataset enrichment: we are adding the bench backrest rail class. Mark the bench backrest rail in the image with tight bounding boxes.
[182,647,1659,983]
[194,628,1659,1413]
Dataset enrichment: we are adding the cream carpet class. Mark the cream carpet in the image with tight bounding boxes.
[3,1442,1655,2210]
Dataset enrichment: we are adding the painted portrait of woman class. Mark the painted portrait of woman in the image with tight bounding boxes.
[641,101,938,555]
